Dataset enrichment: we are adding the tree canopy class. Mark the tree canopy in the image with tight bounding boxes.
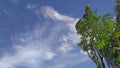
[75,0,120,68]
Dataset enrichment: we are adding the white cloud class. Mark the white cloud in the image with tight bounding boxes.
[113,16,117,23]
[46,52,89,68]
[0,37,56,68]
[0,6,89,68]
[44,51,56,60]
[41,6,76,22]
[41,6,81,52]
[58,42,74,53]
[27,3,36,10]
[80,50,88,55]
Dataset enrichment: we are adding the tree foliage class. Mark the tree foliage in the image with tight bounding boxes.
[75,0,120,68]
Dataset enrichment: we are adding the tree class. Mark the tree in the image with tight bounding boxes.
[115,0,120,24]
[112,0,120,67]
[75,1,120,67]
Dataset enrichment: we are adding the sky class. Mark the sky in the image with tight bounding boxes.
[0,0,116,68]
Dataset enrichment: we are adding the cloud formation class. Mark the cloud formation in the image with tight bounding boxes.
[0,5,89,68]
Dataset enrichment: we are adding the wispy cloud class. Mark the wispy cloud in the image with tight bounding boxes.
[0,35,56,68]
[41,6,76,22]
[0,5,89,68]
[46,52,89,68]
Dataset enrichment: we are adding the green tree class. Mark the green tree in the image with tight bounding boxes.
[75,3,120,68]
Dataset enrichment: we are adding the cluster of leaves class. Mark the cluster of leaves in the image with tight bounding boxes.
[75,4,120,68]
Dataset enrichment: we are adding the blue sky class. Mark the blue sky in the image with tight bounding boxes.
[0,0,116,68]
